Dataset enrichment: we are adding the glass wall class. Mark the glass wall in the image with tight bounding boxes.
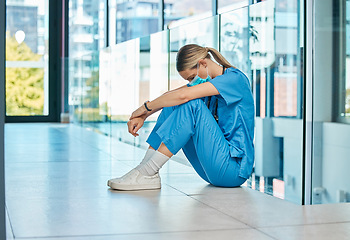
[68,0,106,123]
[218,0,250,14]
[108,0,216,45]
[70,0,308,204]
[311,0,350,204]
[96,30,169,148]
[164,0,212,29]
[220,6,249,75]
[5,0,49,116]
[81,52,100,129]
[109,38,140,145]
[245,0,304,204]
[169,16,219,90]
[106,0,257,46]
[109,0,161,44]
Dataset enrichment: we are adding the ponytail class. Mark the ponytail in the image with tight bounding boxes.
[206,47,235,69]
[176,44,235,72]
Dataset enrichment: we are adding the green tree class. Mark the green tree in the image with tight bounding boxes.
[6,32,44,115]
[83,70,99,109]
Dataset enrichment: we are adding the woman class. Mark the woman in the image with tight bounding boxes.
[107,44,255,190]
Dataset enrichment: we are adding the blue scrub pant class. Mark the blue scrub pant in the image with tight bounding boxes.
[146,99,246,187]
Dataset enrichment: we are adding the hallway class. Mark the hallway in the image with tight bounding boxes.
[4,123,350,239]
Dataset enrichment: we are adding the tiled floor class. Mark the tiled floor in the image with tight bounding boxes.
[4,123,350,240]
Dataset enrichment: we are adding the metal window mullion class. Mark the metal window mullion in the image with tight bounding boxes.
[296,0,303,119]
[334,0,347,123]
[49,0,61,122]
[106,0,109,47]
[62,0,69,114]
[159,0,164,31]
[0,0,5,237]
[303,0,314,205]
[212,0,218,16]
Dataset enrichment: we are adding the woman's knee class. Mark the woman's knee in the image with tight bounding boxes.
[185,98,204,106]
[161,106,176,116]
[208,176,247,188]
[157,106,176,123]
[178,98,206,111]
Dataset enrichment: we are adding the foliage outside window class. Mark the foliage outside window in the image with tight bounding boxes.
[5,32,44,116]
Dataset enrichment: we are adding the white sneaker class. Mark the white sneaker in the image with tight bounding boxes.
[107,169,161,191]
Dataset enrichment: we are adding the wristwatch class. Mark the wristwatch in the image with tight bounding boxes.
[144,101,152,111]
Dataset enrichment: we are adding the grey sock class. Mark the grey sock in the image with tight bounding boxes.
[136,150,170,176]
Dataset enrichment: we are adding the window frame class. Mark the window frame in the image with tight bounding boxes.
[5,0,62,123]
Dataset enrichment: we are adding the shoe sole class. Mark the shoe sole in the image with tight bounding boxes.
[109,182,161,191]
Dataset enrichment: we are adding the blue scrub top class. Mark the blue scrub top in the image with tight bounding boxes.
[208,67,255,179]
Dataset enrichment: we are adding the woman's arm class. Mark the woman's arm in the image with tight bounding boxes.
[130,82,219,120]
[137,84,189,121]
[142,84,190,119]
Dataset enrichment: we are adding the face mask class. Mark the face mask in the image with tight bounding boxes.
[189,63,211,86]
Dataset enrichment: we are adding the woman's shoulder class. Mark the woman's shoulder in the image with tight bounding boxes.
[221,67,249,82]
[226,67,246,76]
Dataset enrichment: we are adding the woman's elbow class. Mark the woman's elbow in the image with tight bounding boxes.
[179,93,191,104]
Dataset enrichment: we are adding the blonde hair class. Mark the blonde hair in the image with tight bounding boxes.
[176,44,235,72]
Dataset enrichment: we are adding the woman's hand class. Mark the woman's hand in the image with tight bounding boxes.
[130,105,147,120]
[127,117,145,137]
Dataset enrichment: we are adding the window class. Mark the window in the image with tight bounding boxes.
[68,0,106,122]
[164,0,212,29]
[218,0,249,14]
[5,0,49,116]
[109,0,160,45]
[311,0,350,204]
[332,0,350,122]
